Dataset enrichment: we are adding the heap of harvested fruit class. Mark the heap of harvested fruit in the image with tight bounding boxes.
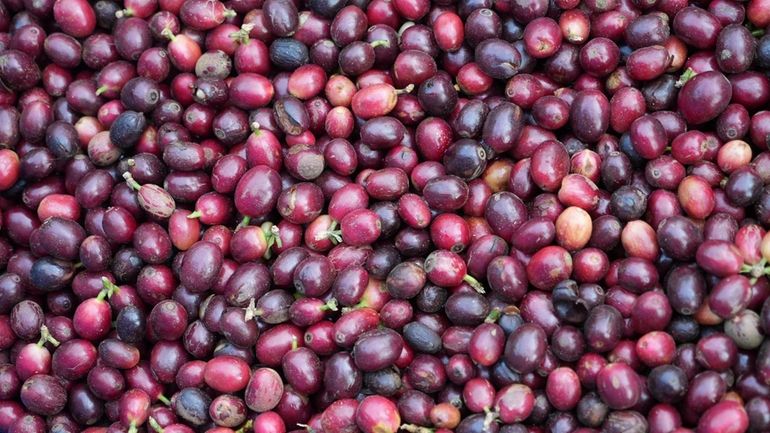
[1,0,770,431]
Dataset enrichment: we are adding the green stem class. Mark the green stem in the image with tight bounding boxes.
[484,308,501,323]
[240,216,251,227]
[235,420,253,433]
[483,409,499,430]
[262,222,277,260]
[325,229,343,244]
[230,23,255,44]
[396,84,415,95]
[352,296,372,309]
[272,225,282,249]
[223,8,236,18]
[369,39,389,48]
[148,417,164,433]
[752,29,765,37]
[37,325,60,347]
[97,279,119,301]
[675,68,697,87]
[463,274,486,294]
[157,394,171,406]
[160,27,176,41]
[128,421,138,433]
[322,219,342,244]
[398,21,415,36]
[95,85,108,96]
[400,424,434,433]
[261,221,274,236]
[187,210,202,219]
[115,8,133,18]
[322,298,338,312]
[122,172,142,190]
[742,258,769,279]
[101,277,120,298]
[96,289,108,302]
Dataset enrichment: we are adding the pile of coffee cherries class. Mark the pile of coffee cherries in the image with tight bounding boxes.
[1,0,770,431]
